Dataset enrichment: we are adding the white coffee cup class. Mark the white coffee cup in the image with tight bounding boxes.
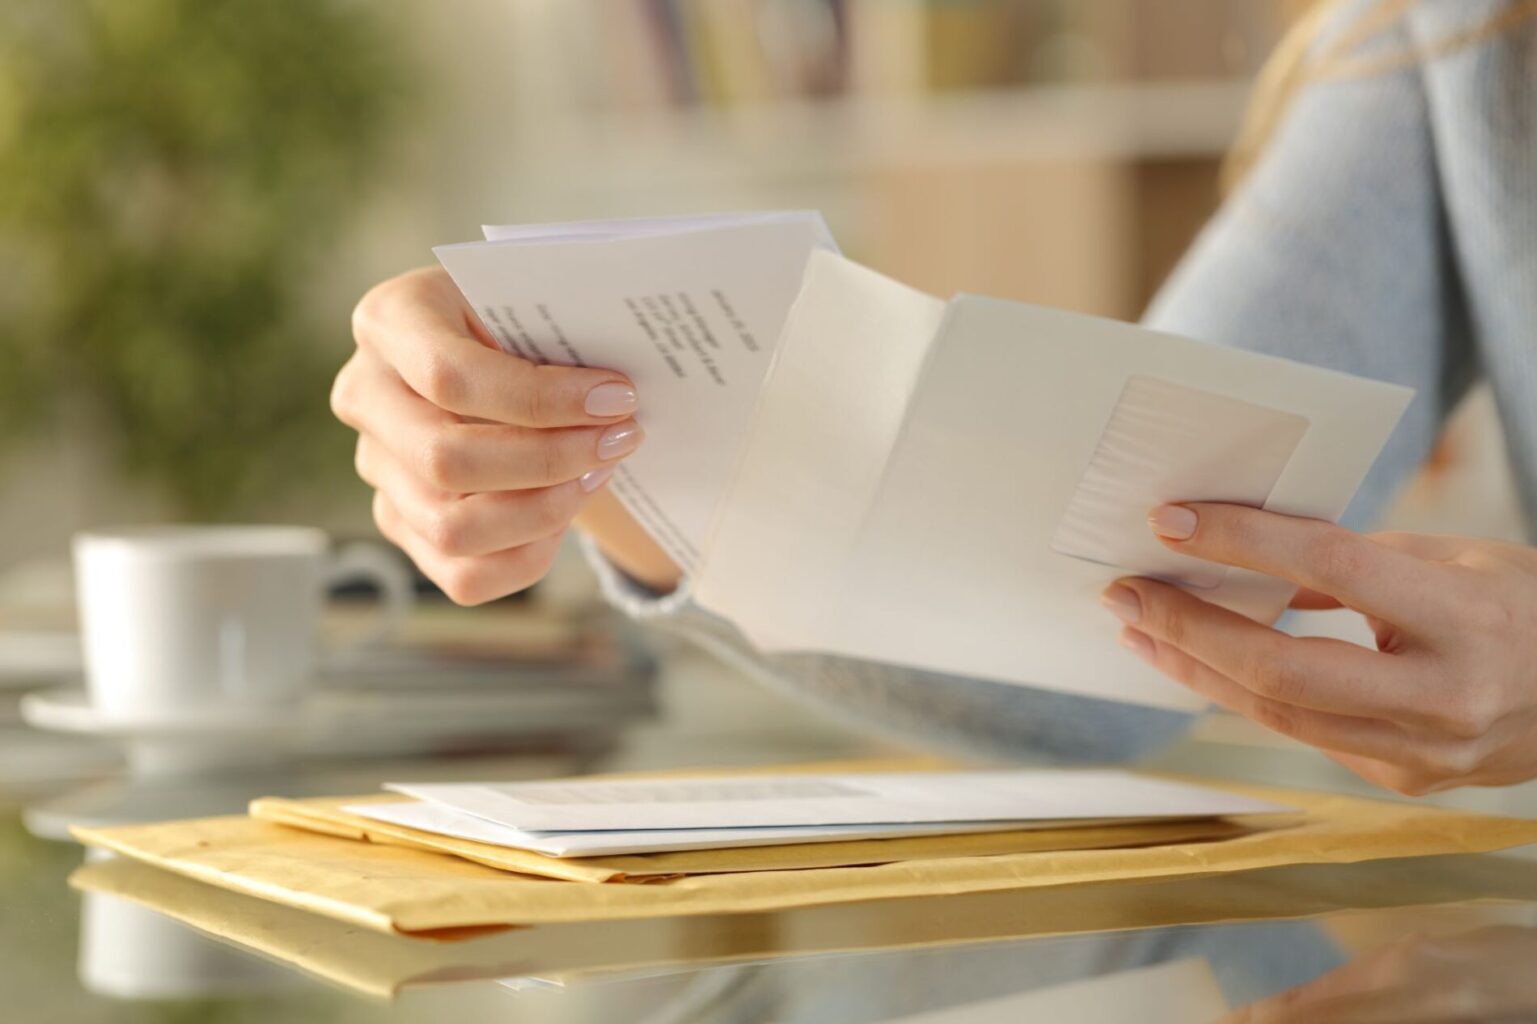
[73,525,412,722]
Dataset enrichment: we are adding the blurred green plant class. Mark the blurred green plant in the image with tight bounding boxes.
[0,0,410,518]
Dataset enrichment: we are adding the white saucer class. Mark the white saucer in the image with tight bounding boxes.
[20,688,299,739]
[18,675,646,776]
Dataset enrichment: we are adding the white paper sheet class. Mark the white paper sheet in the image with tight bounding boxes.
[435,212,834,570]
[343,800,1091,858]
[387,770,1292,833]
[696,251,1414,710]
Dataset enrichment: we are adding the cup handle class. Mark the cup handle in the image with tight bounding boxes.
[321,542,413,666]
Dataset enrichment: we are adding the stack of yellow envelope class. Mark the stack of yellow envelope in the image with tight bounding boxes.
[71,852,1537,1000]
[70,761,1537,938]
[244,792,1260,883]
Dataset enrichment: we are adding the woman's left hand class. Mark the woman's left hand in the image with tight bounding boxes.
[1101,503,1537,795]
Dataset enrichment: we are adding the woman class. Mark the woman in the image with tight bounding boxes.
[331,0,1537,795]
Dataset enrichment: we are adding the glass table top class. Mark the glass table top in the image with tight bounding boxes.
[7,645,1537,1023]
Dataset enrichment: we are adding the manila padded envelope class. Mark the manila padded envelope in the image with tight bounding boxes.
[247,793,1254,883]
[71,852,1537,1000]
[73,776,1537,936]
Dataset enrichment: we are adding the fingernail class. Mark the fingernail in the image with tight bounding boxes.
[1100,584,1142,624]
[1119,627,1156,663]
[585,382,637,417]
[579,466,614,492]
[1149,504,1198,540]
[596,421,643,460]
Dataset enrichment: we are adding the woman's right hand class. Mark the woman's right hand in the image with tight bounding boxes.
[331,266,649,605]
[1220,926,1537,1022]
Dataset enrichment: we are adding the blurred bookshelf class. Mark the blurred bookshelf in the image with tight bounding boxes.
[503,0,1289,110]
[449,0,1306,321]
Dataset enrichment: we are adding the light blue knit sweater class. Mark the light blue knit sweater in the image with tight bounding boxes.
[587,0,1537,764]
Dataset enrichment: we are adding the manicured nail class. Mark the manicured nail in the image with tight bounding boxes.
[596,421,643,460]
[579,466,615,492]
[1119,627,1156,663]
[585,382,637,417]
[1100,585,1141,625]
[1149,504,1198,540]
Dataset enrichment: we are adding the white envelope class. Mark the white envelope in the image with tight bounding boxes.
[387,770,1292,833]
[344,800,1094,858]
[694,252,1413,710]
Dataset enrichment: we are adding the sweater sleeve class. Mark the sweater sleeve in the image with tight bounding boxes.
[578,533,1196,765]
[581,4,1474,763]
[1145,4,1476,529]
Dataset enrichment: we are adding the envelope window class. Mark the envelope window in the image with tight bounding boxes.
[1051,375,1310,589]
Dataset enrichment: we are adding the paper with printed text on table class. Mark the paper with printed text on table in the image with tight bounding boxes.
[342,797,1118,858]
[387,769,1292,834]
[436,212,1413,711]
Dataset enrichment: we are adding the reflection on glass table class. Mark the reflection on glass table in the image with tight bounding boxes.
[1219,925,1537,1023]
[7,599,1537,1023]
[42,844,1537,1023]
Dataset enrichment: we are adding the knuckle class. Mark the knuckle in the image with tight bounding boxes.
[439,546,559,606]
[350,287,383,344]
[1433,691,1502,740]
[1140,592,1184,647]
[1438,742,1485,779]
[1383,769,1435,797]
[351,276,411,347]
[1209,507,1257,550]
[529,433,574,487]
[1160,611,1187,650]
[417,352,466,410]
[436,561,493,607]
[510,536,563,591]
[517,365,551,425]
[497,564,541,599]
[329,358,360,423]
[421,502,473,557]
[1304,529,1368,589]
[352,439,372,483]
[1462,686,1506,735]
[1408,743,1480,787]
[526,485,580,535]
[494,361,550,427]
[1249,698,1301,738]
[1464,595,1516,638]
[1246,650,1309,705]
[371,492,402,544]
[418,430,472,491]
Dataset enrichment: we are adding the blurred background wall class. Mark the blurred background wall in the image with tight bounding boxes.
[0,0,1521,591]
